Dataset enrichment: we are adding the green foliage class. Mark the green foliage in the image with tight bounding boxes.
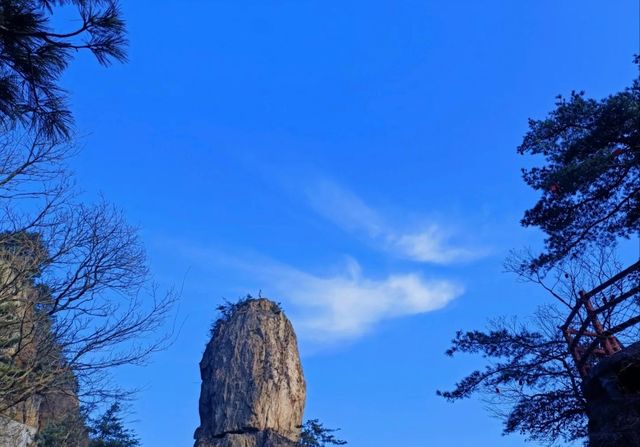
[36,422,71,447]
[36,403,140,447]
[35,413,87,447]
[209,294,282,337]
[441,247,634,444]
[88,403,140,447]
[518,57,640,271]
[298,419,347,447]
[0,0,127,139]
[443,56,640,444]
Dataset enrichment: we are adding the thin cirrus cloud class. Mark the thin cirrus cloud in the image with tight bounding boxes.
[304,179,486,264]
[166,176,479,346]
[167,240,463,346]
[244,257,464,345]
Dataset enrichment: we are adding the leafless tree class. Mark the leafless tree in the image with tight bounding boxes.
[506,247,640,347]
[0,130,175,425]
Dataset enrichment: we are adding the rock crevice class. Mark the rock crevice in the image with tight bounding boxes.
[211,427,260,439]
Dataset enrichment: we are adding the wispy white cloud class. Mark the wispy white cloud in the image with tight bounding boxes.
[389,225,483,264]
[164,239,463,346]
[304,179,384,238]
[246,257,463,345]
[305,179,486,264]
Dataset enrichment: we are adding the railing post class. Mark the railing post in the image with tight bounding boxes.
[563,262,640,378]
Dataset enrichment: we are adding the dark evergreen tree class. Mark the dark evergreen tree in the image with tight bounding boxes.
[35,412,87,447]
[439,246,636,443]
[35,403,140,447]
[0,0,127,139]
[437,312,587,444]
[519,57,639,271]
[298,419,347,447]
[442,55,640,439]
[88,403,140,447]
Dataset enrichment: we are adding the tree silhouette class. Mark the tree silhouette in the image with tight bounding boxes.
[518,57,639,272]
[298,419,347,447]
[88,403,140,447]
[0,0,127,139]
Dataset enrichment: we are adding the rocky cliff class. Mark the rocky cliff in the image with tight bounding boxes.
[0,248,85,447]
[584,341,640,446]
[194,299,306,447]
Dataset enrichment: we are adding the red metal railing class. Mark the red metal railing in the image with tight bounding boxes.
[561,260,640,378]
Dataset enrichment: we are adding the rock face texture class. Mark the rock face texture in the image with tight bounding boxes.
[584,341,640,447]
[0,249,86,447]
[194,299,306,447]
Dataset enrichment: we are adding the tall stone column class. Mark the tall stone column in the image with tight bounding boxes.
[194,299,306,447]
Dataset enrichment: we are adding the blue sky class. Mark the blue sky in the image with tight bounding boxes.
[60,1,638,446]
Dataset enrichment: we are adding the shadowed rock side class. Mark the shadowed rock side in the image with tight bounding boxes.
[585,341,640,447]
[194,299,306,447]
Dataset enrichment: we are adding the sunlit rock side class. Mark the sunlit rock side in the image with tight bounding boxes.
[194,299,306,447]
[0,417,36,447]
[0,239,85,447]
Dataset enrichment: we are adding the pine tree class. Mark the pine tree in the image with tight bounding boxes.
[518,57,639,271]
[88,403,140,447]
[438,313,587,443]
[298,419,347,447]
[0,0,127,139]
[441,57,640,443]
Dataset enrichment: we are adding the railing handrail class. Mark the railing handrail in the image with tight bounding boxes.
[560,260,640,377]
[561,260,640,331]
